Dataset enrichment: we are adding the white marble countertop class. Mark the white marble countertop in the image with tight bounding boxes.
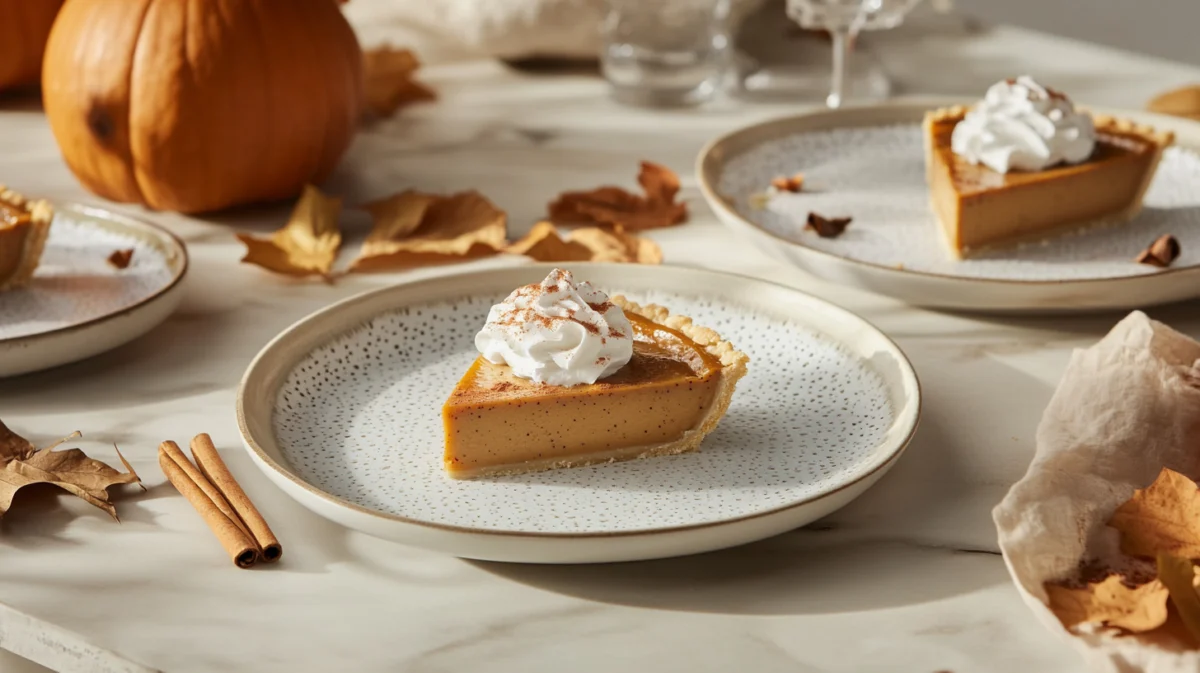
[2,10,1200,673]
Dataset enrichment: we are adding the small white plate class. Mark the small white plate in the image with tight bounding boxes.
[237,264,921,563]
[697,102,1200,313]
[0,204,188,377]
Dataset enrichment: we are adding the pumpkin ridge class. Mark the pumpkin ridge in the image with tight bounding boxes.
[119,0,158,207]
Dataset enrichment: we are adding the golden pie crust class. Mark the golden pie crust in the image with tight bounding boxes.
[0,186,53,291]
[442,296,749,479]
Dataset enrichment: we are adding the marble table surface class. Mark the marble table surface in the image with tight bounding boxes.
[2,10,1200,673]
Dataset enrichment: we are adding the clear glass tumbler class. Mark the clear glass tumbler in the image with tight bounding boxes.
[601,0,732,108]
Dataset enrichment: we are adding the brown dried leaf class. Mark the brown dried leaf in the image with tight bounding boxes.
[548,161,688,230]
[0,420,141,520]
[363,46,437,118]
[805,212,852,238]
[1109,468,1200,559]
[1157,553,1200,645]
[1044,573,1170,633]
[236,185,343,278]
[506,222,594,262]
[1148,85,1200,121]
[107,249,134,269]
[350,190,506,272]
[507,222,662,264]
[1135,234,1181,268]
[771,173,805,193]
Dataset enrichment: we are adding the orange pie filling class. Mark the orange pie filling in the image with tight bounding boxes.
[443,313,723,479]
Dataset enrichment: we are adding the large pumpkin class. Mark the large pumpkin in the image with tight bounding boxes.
[0,0,65,91]
[42,0,363,214]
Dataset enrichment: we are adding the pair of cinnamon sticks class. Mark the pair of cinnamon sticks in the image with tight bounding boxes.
[159,434,281,568]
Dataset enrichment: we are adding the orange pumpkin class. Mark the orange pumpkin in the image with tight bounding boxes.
[42,0,363,214]
[0,0,65,91]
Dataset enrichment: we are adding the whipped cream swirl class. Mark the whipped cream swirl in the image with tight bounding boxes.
[475,268,634,387]
[951,76,1096,173]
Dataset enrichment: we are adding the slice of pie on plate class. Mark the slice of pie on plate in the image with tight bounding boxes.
[924,79,1175,258]
[442,276,749,479]
[0,186,53,291]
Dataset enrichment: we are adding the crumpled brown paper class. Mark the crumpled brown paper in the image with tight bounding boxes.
[994,311,1200,672]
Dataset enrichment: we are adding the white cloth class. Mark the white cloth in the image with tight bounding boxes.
[344,0,766,60]
[994,311,1200,672]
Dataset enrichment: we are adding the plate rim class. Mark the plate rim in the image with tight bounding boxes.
[0,202,190,346]
[236,262,923,540]
[695,98,1200,288]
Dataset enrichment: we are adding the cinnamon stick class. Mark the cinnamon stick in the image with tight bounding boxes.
[190,433,282,563]
[158,443,259,569]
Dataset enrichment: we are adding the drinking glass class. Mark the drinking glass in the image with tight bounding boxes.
[785,0,922,108]
[601,0,733,107]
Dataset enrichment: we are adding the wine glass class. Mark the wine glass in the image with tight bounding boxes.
[785,0,922,108]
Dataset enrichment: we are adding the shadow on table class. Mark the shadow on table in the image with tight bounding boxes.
[468,529,1009,616]
[0,480,173,549]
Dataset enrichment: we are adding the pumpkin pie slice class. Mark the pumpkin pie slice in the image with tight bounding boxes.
[442,296,749,479]
[925,106,1174,257]
[0,186,53,291]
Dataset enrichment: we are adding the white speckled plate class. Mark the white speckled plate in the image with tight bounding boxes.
[698,100,1200,313]
[237,264,920,563]
[0,204,187,377]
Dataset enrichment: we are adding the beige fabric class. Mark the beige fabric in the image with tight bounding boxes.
[994,311,1200,672]
[343,0,766,61]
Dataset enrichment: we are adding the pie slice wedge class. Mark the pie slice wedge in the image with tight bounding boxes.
[442,296,749,479]
[924,106,1174,258]
[0,186,53,291]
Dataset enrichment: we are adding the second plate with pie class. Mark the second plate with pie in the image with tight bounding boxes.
[237,264,921,564]
[698,101,1200,313]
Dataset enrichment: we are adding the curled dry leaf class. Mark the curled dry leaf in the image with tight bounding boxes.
[1147,84,1200,121]
[236,185,343,279]
[1045,573,1170,632]
[1109,467,1200,559]
[805,212,852,238]
[107,248,134,270]
[0,419,141,521]
[770,173,805,193]
[1135,234,1181,268]
[548,161,688,230]
[350,190,506,272]
[1157,552,1200,644]
[363,46,437,118]
[507,221,661,264]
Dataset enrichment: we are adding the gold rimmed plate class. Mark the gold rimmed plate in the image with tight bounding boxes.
[697,100,1200,313]
[0,204,188,377]
[237,264,920,564]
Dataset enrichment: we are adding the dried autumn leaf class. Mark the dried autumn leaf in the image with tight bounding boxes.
[236,185,343,278]
[363,46,436,118]
[107,248,134,269]
[548,161,688,231]
[350,190,506,272]
[1157,553,1200,644]
[507,222,662,264]
[1044,573,1170,633]
[0,419,141,521]
[1109,467,1200,559]
[1148,84,1200,121]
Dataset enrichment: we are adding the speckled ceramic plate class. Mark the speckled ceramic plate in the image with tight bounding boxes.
[698,100,1200,313]
[0,204,187,377]
[237,264,920,563]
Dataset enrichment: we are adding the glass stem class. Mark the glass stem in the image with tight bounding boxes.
[827,28,852,109]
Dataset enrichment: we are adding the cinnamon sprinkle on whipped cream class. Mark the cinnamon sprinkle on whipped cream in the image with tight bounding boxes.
[474,269,634,386]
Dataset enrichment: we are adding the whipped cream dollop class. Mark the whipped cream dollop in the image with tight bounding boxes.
[474,269,634,387]
[951,76,1096,173]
